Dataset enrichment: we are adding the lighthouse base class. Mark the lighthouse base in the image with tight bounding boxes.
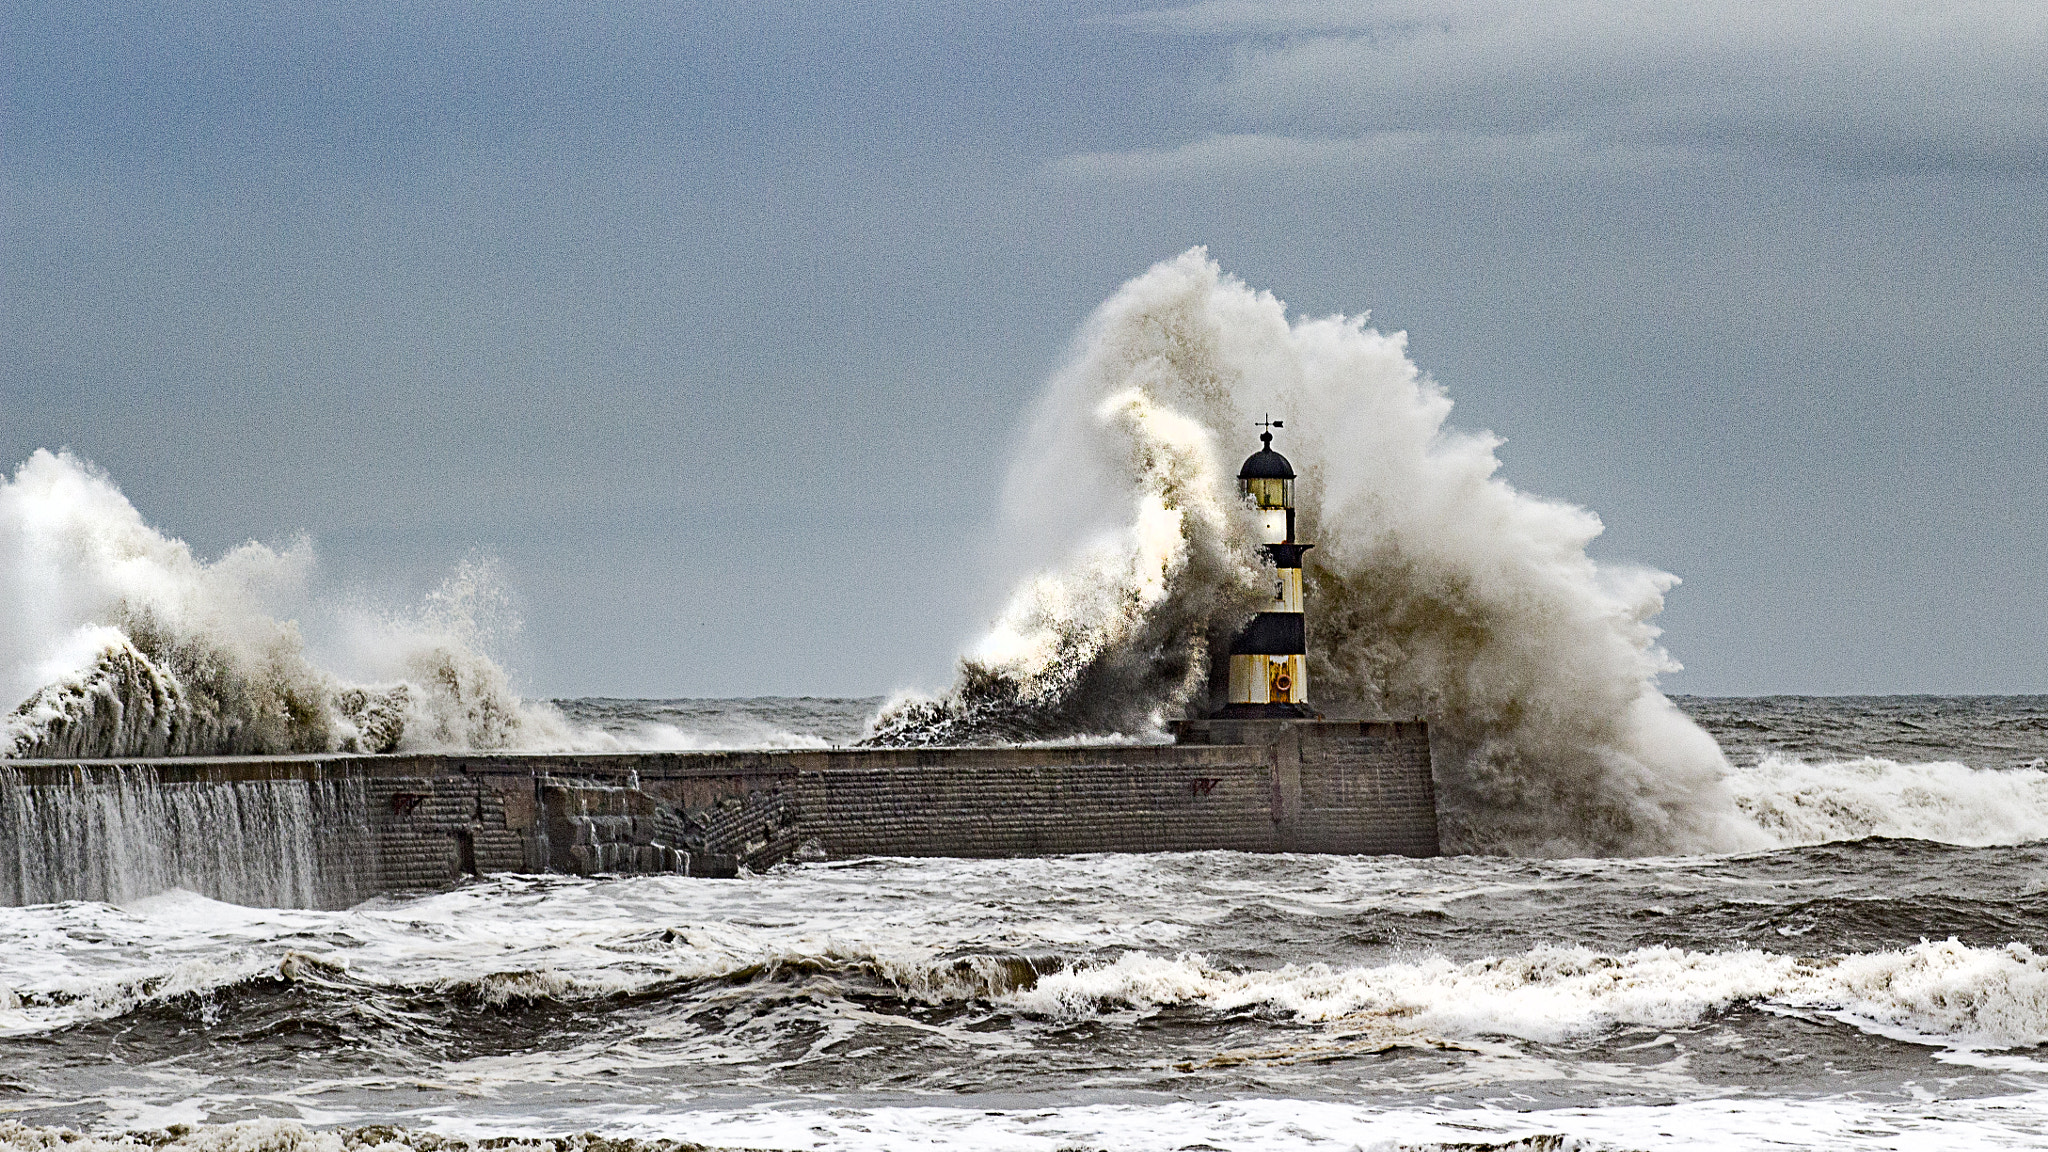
[1208,702,1317,719]
[1168,717,1439,857]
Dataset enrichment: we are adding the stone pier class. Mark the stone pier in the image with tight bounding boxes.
[1,720,1437,908]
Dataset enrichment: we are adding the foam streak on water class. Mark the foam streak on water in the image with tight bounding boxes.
[12,1093,2044,1152]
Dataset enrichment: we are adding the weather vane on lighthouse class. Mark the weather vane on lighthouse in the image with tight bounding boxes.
[1217,416,1314,717]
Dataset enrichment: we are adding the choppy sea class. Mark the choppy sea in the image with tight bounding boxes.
[4,695,2048,1152]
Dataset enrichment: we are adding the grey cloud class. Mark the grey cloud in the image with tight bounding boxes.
[1110,0,2048,176]
[1051,127,1698,183]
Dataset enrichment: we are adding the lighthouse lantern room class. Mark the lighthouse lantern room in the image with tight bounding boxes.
[1220,419,1314,718]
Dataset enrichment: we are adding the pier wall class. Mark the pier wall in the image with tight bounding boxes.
[0,721,1436,908]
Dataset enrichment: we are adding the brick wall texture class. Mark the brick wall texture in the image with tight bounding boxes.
[4,721,1436,907]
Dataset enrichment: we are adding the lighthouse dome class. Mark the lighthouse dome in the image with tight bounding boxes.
[1238,432,1295,480]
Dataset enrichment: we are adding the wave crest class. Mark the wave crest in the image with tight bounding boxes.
[1006,938,2048,1050]
[866,388,1266,746]
[1733,754,2048,848]
[1,450,579,758]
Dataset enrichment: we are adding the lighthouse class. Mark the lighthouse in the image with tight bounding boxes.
[1218,419,1314,718]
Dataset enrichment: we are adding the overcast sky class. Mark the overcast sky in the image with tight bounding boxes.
[6,1,2044,698]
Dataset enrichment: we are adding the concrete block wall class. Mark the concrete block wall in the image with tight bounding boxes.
[1169,720,1440,856]
[795,744,1278,858]
[1294,722,1439,856]
[3,720,1437,908]
[350,769,530,895]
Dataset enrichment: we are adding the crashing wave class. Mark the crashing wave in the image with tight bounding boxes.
[5,634,206,759]
[0,625,411,759]
[866,390,1267,746]
[868,250,1759,857]
[1,450,578,759]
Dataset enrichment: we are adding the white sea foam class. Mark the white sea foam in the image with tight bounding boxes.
[1731,753,2048,848]
[422,1093,2048,1152]
[0,949,287,1037]
[872,250,1758,857]
[0,876,1073,1036]
[1008,938,2048,1051]
[9,866,2048,1151]
[10,1089,2046,1152]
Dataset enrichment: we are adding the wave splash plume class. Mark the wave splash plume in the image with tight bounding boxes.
[866,390,1267,747]
[870,250,1757,858]
[0,450,577,759]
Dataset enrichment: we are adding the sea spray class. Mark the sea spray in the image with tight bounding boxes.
[0,450,574,757]
[872,250,1762,857]
[866,389,1269,744]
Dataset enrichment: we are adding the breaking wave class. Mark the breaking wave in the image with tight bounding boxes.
[15,925,2048,1057]
[865,389,1267,747]
[13,259,2029,869]
[0,450,580,758]
[1732,754,2048,848]
[0,915,1055,1037]
[1007,938,2048,1051]
[870,249,1757,857]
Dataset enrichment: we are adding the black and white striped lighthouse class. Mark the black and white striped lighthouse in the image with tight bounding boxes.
[1218,418,1314,718]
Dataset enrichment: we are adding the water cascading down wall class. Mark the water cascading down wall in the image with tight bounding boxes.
[1,722,1436,908]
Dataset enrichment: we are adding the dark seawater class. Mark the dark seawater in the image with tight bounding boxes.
[1675,695,2048,772]
[4,697,2048,1151]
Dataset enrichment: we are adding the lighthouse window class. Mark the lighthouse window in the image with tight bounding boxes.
[1244,477,1291,509]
